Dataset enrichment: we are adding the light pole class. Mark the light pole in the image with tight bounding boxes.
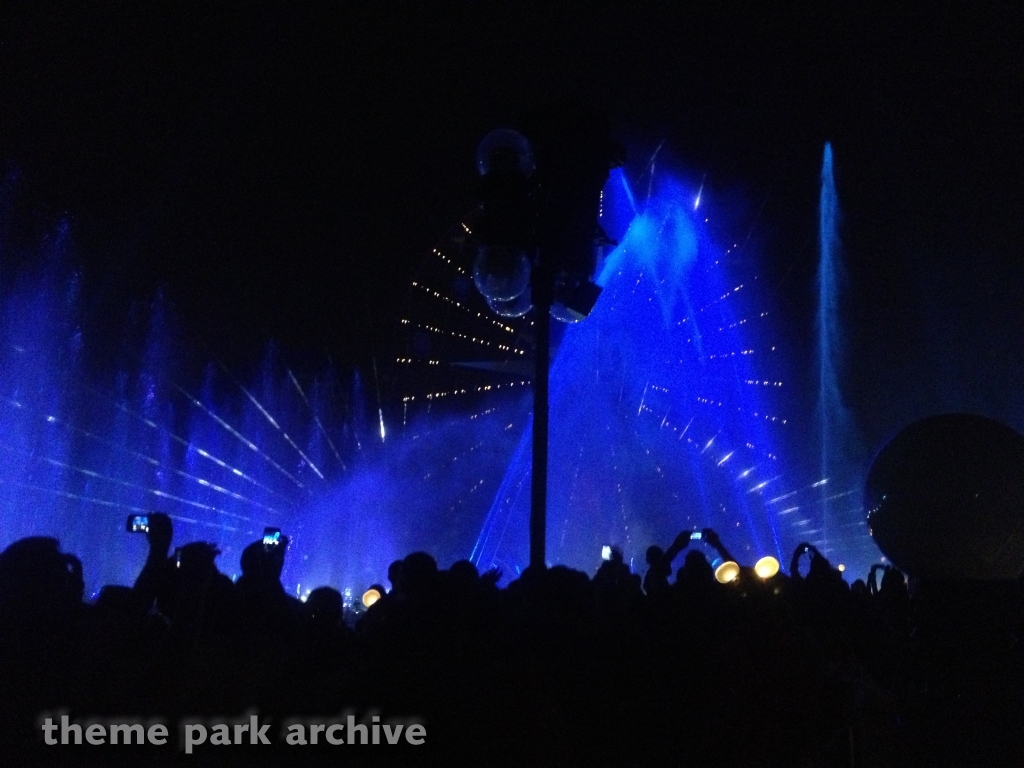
[472,103,622,570]
[528,260,552,570]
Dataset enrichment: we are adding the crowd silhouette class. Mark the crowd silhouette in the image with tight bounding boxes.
[2,513,1022,766]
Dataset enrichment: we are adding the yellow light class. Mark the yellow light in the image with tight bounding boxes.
[714,561,740,584]
[362,588,382,608]
[754,556,780,579]
[837,564,846,572]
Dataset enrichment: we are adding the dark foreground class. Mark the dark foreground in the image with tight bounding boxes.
[2,524,1021,767]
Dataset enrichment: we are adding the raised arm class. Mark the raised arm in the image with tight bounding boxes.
[701,528,737,564]
[132,512,173,610]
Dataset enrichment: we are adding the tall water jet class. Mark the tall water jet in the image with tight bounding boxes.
[815,143,856,551]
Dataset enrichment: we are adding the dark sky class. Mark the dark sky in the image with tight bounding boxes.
[0,3,1020,448]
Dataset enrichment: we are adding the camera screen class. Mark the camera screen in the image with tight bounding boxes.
[263,528,282,547]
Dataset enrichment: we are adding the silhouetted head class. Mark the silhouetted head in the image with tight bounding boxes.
[0,536,83,614]
[880,565,906,591]
[678,550,713,585]
[449,559,479,585]
[306,586,343,626]
[240,541,261,575]
[401,552,438,596]
[401,552,438,581]
[387,559,404,591]
[240,537,287,582]
[807,552,834,581]
[542,565,593,611]
[175,542,221,574]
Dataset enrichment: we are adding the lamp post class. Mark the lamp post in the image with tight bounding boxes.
[472,103,623,570]
[528,260,552,570]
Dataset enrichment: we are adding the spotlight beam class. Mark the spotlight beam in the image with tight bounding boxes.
[679,417,694,440]
[83,387,296,505]
[173,384,307,490]
[287,369,346,470]
[0,480,242,532]
[471,428,531,566]
[0,442,251,520]
[217,362,326,481]
[1,399,287,516]
[748,474,782,493]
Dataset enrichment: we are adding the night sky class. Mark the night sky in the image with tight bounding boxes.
[0,3,1020,452]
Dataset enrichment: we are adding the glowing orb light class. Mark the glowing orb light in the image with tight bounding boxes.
[714,561,740,584]
[754,556,780,579]
[362,588,382,608]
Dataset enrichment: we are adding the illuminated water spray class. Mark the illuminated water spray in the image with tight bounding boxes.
[470,170,790,575]
[815,143,855,549]
[0,231,540,597]
[1,150,883,595]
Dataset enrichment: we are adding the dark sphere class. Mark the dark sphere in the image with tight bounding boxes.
[865,414,1024,579]
[472,246,531,303]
